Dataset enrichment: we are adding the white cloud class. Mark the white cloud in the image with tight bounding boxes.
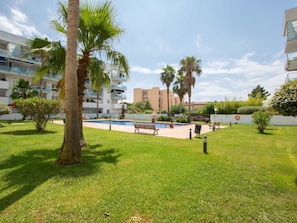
[0,7,40,37]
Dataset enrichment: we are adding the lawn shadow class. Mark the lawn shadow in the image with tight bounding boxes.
[0,129,57,135]
[0,143,121,212]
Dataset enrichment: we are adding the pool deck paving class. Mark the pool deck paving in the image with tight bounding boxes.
[54,120,225,139]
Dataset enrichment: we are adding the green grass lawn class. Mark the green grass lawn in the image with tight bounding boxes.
[0,121,296,222]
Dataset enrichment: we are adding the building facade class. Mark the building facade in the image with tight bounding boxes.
[283,7,297,82]
[134,87,179,112]
[0,30,127,119]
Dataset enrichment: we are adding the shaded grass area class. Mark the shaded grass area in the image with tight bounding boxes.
[0,121,296,222]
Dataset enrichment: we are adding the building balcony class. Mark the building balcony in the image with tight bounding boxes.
[0,48,41,65]
[286,59,297,71]
[0,80,9,89]
[110,84,127,91]
[111,94,127,100]
[84,91,103,98]
[31,86,52,93]
[111,73,127,82]
[83,101,98,108]
[0,96,9,104]
[110,103,125,109]
[284,38,297,53]
[285,72,297,82]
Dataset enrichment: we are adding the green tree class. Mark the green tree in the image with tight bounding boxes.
[252,111,272,134]
[25,37,52,97]
[58,0,81,165]
[10,79,38,100]
[51,1,129,146]
[270,80,297,117]
[248,85,270,100]
[172,74,187,114]
[160,65,175,116]
[179,56,202,122]
[14,97,61,131]
[170,104,186,115]
[90,59,110,119]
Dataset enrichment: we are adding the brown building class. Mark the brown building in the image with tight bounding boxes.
[134,87,179,112]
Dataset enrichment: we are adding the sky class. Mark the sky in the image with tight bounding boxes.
[0,0,296,103]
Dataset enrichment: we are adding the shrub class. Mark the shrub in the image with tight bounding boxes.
[0,103,12,116]
[270,80,297,117]
[157,115,172,122]
[14,97,61,131]
[237,106,263,114]
[176,115,188,123]
[252,111,272,134]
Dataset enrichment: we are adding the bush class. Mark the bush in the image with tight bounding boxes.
[157,115,172,122]
[252,111,272,134]
[237,106,263,114]
[170,104,186,115]
[176,115,188,123]
[14,97,61,131]
[0,103,12,116]
[143,110,153,114]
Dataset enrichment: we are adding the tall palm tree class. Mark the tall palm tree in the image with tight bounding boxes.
[51,1,129,145]
[172,74,187,114]
[179,56,202,123]
[160,65,175,116]
[58,0,81,165]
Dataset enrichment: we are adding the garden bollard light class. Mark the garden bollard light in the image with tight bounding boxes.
[203,135,208,154]
[189,128,192,139]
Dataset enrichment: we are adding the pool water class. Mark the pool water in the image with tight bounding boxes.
[84,120,185,128]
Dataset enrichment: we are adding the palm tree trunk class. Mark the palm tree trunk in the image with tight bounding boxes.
[96,91,99,119]
[179,96,183,114]
[77,55,90,147]
[39,78,43,98]
[58,0,81,165]
[167,87,170,116]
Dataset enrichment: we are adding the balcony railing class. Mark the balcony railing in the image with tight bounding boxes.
[31,86,52,93]
[111,94,127,100]
[110,84,127,91]
[0,48,41,64]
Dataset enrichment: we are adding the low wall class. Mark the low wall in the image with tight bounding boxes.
[210,114,297,126]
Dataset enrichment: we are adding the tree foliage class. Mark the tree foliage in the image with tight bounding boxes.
[252,111,272,134]
[10,79,38,100]
[178,56,202,122]
[249,85,270,100]
[160,65,175,116]
[270,80,297,117]
[14,97,61,131]
[170,104,186,115]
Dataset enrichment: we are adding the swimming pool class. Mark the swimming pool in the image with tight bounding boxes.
[84,120,185,128]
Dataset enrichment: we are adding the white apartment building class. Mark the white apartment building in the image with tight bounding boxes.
[0,30,127,119]
[283,7,297,82]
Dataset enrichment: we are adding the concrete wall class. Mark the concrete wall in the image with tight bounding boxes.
[210,114,297,126]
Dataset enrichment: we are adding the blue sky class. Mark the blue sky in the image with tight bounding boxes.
[0,0,296,103]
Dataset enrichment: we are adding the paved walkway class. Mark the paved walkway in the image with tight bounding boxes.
[54,120,221,139]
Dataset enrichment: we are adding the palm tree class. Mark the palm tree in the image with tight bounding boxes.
[57,0,81,165]
[51,1,129,145]
[89,59,110,119]
[160,65,175,116]
[25,37,52,98]
[10,79,38,99]
[172,74,187,114]
[179,56,202,123]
